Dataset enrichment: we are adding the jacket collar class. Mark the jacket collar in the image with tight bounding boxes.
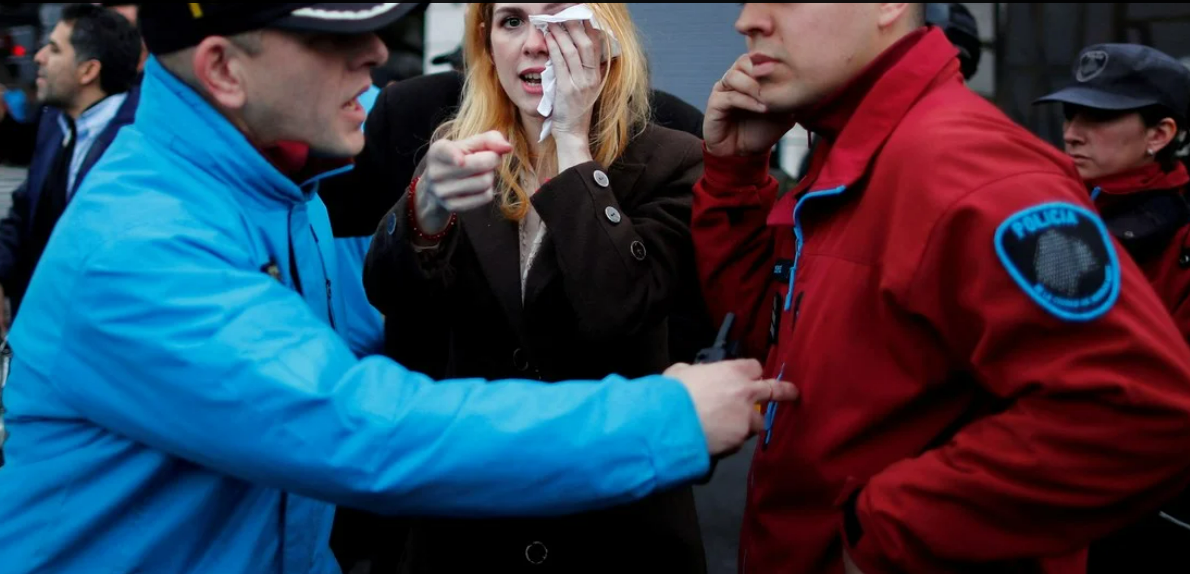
[260,140,354,186]
[1089,161,1189,201]
[60,91,128,142]
[799,28,929,141]
[73,88,142,193]
[1091,162,1190,258]
[135,57,349,209]
[769,27,960,227]
[114,86,140,126]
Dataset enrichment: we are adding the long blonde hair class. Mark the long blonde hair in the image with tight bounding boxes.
[438,3,651,222]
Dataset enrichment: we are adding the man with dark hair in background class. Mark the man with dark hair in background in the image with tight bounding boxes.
[0,3,141,333]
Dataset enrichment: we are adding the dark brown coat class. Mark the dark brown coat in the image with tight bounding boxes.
[363,123,708,573]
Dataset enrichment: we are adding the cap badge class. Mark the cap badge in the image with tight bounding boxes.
[1076,50,1109,82]
[189,4,204,19]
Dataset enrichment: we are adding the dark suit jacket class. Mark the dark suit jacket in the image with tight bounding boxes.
[362,124,708,573]
[0,88,140,313]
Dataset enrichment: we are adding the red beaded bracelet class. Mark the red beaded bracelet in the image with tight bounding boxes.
[407,176,457,242]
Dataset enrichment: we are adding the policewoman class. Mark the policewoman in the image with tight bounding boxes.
[1036,43,1190,574]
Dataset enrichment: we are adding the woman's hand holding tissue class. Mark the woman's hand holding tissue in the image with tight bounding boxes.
[542,20,602,159]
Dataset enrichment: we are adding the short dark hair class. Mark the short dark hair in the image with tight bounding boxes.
[1139,105,1188,172]
[60,3,142,96]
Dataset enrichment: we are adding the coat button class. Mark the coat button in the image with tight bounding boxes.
[1124,230,1136,239]
[1181,253,1190,268]
[605,206,622,224]
[512,348,530,372]
[593,170,610,188]
[525,541,549,565]
[630,240,647,261]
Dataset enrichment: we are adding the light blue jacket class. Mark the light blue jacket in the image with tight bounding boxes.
[0,59,708,573]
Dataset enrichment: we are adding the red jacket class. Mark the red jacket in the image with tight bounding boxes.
[1091,162,1190,340]
[693,29,1190,574]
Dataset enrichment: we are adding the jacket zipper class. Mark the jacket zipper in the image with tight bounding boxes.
[324,279,336,330]
[308,229,337,330]
[791,292,805,332]
[786,186,848,310]
[279,491,289,563]
[293,175,351,331]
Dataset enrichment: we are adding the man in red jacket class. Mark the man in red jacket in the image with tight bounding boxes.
[693,4,1190,574]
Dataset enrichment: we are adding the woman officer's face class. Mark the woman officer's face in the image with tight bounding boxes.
[1062,105,1174,180]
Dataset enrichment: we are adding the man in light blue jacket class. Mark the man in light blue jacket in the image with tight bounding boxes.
[0,4,795,573]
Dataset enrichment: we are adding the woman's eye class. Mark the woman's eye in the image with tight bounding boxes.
[503,17,523,28]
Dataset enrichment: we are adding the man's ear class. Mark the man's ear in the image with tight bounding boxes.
[876,3,914,29]
[192,36,250,110]
[77,59,102,89]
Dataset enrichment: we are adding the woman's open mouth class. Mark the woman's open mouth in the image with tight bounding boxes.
[520,68,545,95]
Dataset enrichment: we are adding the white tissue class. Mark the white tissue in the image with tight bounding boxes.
[528,4,621,142]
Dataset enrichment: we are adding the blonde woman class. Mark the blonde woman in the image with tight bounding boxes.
[364,3,707,572]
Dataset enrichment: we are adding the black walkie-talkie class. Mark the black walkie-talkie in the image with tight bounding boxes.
[692,313,738,485]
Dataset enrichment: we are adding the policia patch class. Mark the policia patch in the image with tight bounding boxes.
[995,202,1121,322]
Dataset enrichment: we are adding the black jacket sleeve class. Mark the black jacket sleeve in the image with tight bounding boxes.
[361,167,461,377]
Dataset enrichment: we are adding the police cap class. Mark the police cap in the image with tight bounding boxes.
[1035,43,1190,124]
[139,3,420,55]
